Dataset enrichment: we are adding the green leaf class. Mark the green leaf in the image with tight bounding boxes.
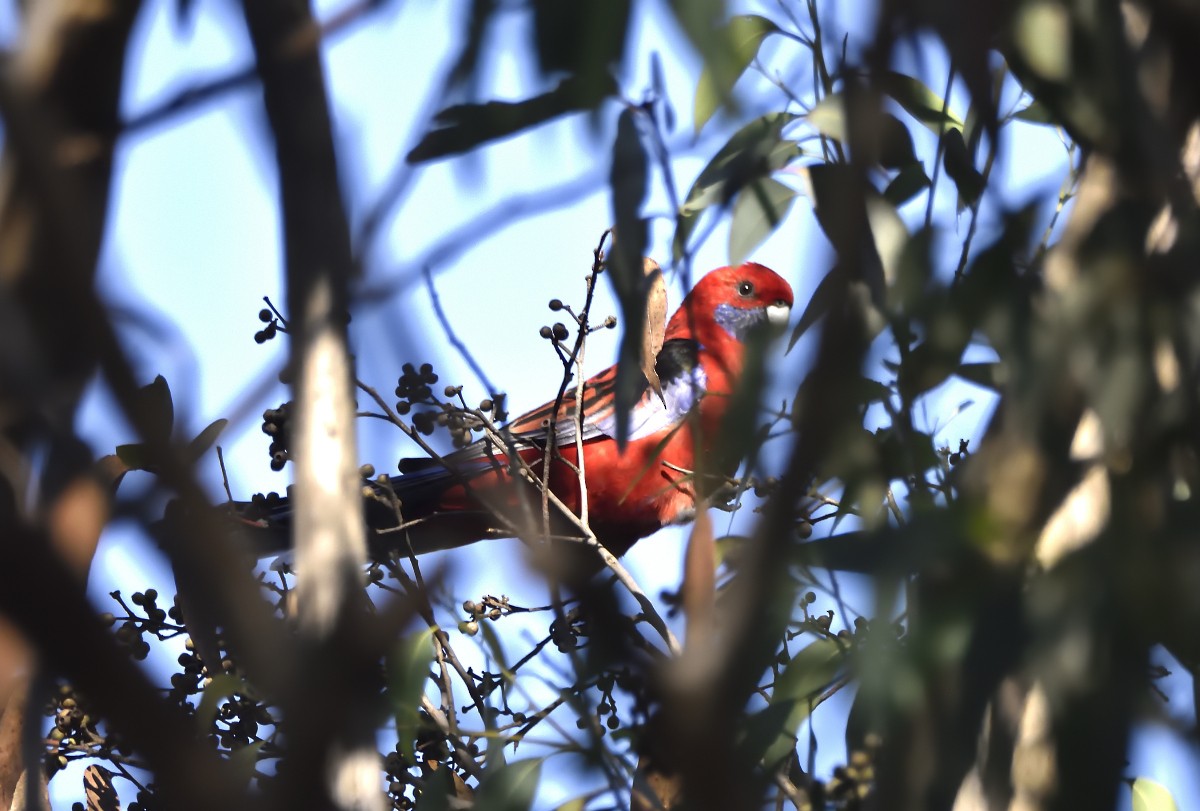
[1014,1,1071,82]
[864,194,906,287]
[879,71,963,135]
[188,418,228,462]
[729,178,798,264]
[714,534,752,567]
[805,94,847,143]
[674,112,800,261]
[1131,778,1179,811]
[883,162,931,208]
[229,740,265,786]
[744,638,845,766]
[693,15,781,133]
[807,96,916,170]
[408,73,617,163]
[474,758,543,811]
[388,627,435,764]
[196,673,241,732]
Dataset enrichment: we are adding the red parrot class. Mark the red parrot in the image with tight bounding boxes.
[237,263,793,574]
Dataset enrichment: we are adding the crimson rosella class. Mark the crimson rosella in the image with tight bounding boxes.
[237,263,793,571]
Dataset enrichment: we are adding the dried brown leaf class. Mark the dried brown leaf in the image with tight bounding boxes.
[642,258,667,404]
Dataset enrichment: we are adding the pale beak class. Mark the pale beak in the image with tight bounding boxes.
[766,302,791,327]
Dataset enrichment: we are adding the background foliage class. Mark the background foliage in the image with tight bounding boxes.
[0,0,1195,810]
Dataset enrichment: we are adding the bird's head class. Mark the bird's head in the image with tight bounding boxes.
[666,262,794,345]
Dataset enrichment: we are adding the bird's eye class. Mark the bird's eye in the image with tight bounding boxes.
[737,280,755,297]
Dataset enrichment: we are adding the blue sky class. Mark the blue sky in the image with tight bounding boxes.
[5,0,1188,807]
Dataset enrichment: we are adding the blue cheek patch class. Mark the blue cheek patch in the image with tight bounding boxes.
[714,303,766,340]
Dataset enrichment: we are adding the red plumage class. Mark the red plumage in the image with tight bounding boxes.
[237,263,794,572]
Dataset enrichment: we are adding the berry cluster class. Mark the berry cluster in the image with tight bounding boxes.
[247,490,286,517]
[254,307,283,344]
[392,362,504,450]
[45,684,103,771]
[394,362,439,411]
[101,589,185,661]
[261,403,292,471]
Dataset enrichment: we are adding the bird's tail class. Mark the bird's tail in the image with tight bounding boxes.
[223,462,522,560]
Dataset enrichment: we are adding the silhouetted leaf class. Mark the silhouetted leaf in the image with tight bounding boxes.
[790,530,891,573]
[609,109,650,450]
[136,375,174,444]
[533,0,630,92]
[729,177,798,264]
[956,362,1005,392]
[693,15,780,133]
[1013,99,1055,124]
[188,418,228,462]
[884,162,931,207]
[942,128,985,206]
[898,340,970,402]
[788,266,842,351]
[649,51,676,132]
[876,426,939,480]
[802,164,892,317]
[408,73,617,163]
[115,443,152,472]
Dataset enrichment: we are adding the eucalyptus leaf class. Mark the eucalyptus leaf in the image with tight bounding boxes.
[388,627,435,764]
[879,71,964,135]
[941,128,985,207]
[788,266,842,351]
[474,758,543,811]
[883,162,931,208]
[610,108,650,449]
[729,177,799,265]
[188,418,228,462]
[136,375,174,444]
[744,638,845,766]
[674,113,800,260]
[196,673,241,732]
[1131,778,1179,811]
[408,73,617,163]
[693,15,780,133]
[1013,99,1056,125]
